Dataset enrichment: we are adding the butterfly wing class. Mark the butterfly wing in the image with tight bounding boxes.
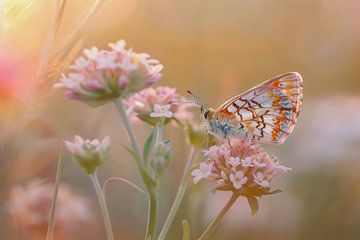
[214,72,303,144]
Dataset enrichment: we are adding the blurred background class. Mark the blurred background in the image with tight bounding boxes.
[1,0,360,239]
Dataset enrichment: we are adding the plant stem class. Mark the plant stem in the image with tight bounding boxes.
[90,172,114,240]
[114,99,158,240]
[46,141,64,240]
[146,187,158,240]
[158,146,197,240]
[114,99,143,167]
[147,120,165,240]
[198,193,240,240]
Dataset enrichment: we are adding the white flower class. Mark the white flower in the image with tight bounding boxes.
[150,104,173,118]
[84,46,99,60]
[241,157,253,168]
[253,159,266,168]
[54,73,84,89]
[109,40,126,52]
[101,136,111,150]
[228,156,241,167]
[96,51,118,69]
[191,162,214,184]
[253,172,270,188]
[229,170,248,190]
[70,57,89,71]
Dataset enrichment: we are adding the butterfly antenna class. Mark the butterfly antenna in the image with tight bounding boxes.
[169,99,200,106]
[187,90,208,108]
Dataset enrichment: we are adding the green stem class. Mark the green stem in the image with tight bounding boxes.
[158,146,197,240]
[114,99,158,240]
[114,99,143,167]
[146,188,158,240]
[90,172,114,240]
[198,193,240,240]
[147,121,164,239]
[46,141,64,240]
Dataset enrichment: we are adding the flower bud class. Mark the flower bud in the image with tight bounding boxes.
[65,135,111,175]
[151,140,172,174]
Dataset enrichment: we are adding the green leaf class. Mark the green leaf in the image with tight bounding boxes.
[122,144,139,160]
[263,188,284,195]
[143,128,156,163]
[172,117,184,128]
[247,196,260,216]
[182,220,191,240]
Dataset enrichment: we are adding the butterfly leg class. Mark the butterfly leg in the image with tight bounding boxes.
[205,128,210,148]
[227,136,232,149]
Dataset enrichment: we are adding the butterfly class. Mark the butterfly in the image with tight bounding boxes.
[188,72,303,144]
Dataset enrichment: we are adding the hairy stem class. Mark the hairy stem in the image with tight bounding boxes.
[90,172,114,240]
[198,193,240,240]
[158,146,197,240]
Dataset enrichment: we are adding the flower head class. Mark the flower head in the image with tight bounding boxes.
[191,162,214,184]
[150,104,173,118]
[65,135,111,175]
[229,170,248,189]
[54,39,163,106]
[124,86,192,125]
[6,179,92,235]
[192,138,291,196]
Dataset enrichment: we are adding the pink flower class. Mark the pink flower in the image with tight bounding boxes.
[54,39,163,107]
[191,162,214,184]
[65,135,111,175]
[6,179,92,236]
[253,172,270,188]
[150,104,173,118]
[241,157,253,168]
[228,156,241,167]
[229,170,248,189]
[191,138,291,196]
[124,86,193,125]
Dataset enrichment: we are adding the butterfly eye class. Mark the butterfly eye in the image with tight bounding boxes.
[204,111,210,119]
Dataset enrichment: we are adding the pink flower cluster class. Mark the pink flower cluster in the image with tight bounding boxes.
[65,135,111,175]
[191,138,291,196]
[124,86,192,124]
[54,40,163,106]
[6,179,92,234]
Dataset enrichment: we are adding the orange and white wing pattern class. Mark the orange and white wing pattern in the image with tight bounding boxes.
[214,72,303,144]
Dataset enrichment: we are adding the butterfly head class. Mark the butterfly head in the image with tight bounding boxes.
[200,106,215,122]
[187,90,214,124]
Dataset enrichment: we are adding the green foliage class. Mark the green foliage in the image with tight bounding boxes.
[143,128,156,164]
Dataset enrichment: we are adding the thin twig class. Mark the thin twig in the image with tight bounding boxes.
[198,193,240,240]
[102,177,145,195]
[90,172,114,240]
[36,0,67,84]
[46,140,64,240]
[157,147,197,240]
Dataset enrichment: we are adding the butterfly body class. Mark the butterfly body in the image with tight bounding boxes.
[200,72,303,144]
